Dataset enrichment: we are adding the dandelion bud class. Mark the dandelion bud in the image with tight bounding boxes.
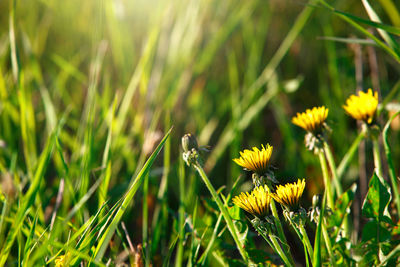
[182,134,203,167]
[181,133,198,153]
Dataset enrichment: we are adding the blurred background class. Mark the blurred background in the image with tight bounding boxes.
[0,0,399,265]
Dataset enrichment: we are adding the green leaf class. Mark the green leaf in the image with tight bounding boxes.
[361,220,391,242]
[362,172,392,221]
[227,205,241,220]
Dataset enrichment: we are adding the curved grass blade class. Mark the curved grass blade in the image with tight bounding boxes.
[320,2,400,36]
[319,0,400,62]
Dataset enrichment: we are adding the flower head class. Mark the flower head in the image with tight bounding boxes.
[233,185,271,217]
[292,106,329,134]
[343,89,378,124]
[271,179,305,211]
[233,144,273,175]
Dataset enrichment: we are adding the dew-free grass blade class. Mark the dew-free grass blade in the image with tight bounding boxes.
[162,234,179,267]
[0,131,56,265]
[22,213,38,267]
[90,128,172,264]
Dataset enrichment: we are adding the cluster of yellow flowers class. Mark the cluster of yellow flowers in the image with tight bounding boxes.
[232,143,306,216]
[232,89,379,217]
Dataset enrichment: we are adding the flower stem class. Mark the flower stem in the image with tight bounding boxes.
[318,151,334,208]
[251,220,294,267]
[372,136,384,181]
[323,141,343,196]
[299,224,314,261]
[322,223,336,267]
[289,220,311,266]
[270,199,295,266]
[193,163,248,263]
[269,234,294,267]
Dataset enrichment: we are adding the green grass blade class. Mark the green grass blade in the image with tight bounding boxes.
[98,96,117,211]
[91,128,172,263]
[22,213,38,267]
[320,1,400,36]
[361,0,400,52]
[319,0,400,62]
[378,0,400,26]
[0,131,56,265]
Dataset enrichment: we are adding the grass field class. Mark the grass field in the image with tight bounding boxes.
[0,0,400,266]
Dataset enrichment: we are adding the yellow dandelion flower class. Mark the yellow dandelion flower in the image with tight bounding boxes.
[292,106,329,133]
[343,89,378,124]
[233,185,271,217]
[271,179,305,211]
[55,252,71,267]
[233,144,273,175]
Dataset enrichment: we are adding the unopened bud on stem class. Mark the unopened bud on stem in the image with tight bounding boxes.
[181,133,198,153]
